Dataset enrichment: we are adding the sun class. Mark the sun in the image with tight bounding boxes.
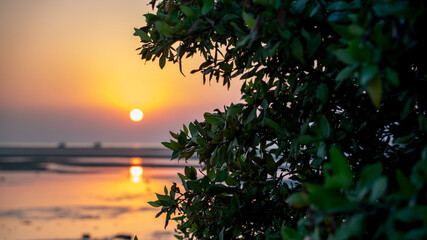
[130,108,144,122]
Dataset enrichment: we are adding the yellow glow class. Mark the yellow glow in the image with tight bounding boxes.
[131,176,142,183]
[0,165,178,239]
[0,1,243,144]
[130,166,143,177]
[130,157,142,165]
[130,108,143,122]
[130,166,143,184]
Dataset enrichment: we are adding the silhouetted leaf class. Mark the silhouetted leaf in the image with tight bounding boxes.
[325,146,353,189]
[366,75,382,109]
[180,5,195,17]
[202,0,213,15]
[291,38,305,64]
[242,11,255,29]
[317,83,329,103]
[154,21,173,37]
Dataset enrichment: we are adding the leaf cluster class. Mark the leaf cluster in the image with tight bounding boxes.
[135,0,427,239]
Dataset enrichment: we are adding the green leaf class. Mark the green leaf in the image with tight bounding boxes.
[220,62,232,72]
[325,146,353,189]
[169,131,178,139]
[316,141,327,159]
[172,216,186,221]
[154,21,173,38]
[401,96,413,120]
[242,11,255,29]
[207,169,215,180]
[201,176,210,189]
[395,207,426,223]
[366,75,382,109]
[162,140,180,151]
[189,123,198,138]
[281,226,303,240]
[180,5,195,17]
[156,193,170,202]
[331,23,364,40]
[134,236,138,240]
[133,28,150,42]
[308,188,353,211]
[308,32,321,58]
[396,170,415,196]
[187,180,202,192]
[230,194,240,213]
[207,184,228,196]
[185,166,197,180]
[327,1,352,11]
[246,107,256,124]
[178,173,189,192]
[190,223,198,232]
[334,49,357,65]
[219,227,224,240]
[319,115,330,139]
[334,214,364,239]
[147,200,162,207]
[291,38,305,64]
[215,171,229,182]
[297,135,317,144]
[359,163,383,189]
[204,113,222,124]
[287,192,309,208]
[316,83,329,103]
[385,68,399,87]
[278,27,291,39]
[373,1,409,17]
[264,117,281,132]
[202,0,214,15]
[225,176,238,186]
[171,150,179,159]
[266,155,277,175]
[336,66,355,82]
[182,124,189,135]
[159,53,166,69]
[327,12,348,22]
[292,0,308,13]
[197,137,208,146]
[156,193,172,206]
[360,65,379,85]
[369,176,387,201]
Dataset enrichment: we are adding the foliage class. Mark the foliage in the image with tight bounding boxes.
[135,0,427,239]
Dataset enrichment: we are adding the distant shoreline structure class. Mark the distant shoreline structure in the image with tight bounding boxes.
[0,141,164,149]
[0,145,172,158]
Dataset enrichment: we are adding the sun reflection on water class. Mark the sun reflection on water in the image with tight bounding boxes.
[131,176,141,183]
[130,157,142,165]
[130,166,143,183]
[130,166,143,177]
[129,157,143,183]
[0,156,180,240]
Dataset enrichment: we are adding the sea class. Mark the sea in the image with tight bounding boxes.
[0,143,197,240]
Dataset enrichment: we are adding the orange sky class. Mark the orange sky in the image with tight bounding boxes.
[0,0,241,144]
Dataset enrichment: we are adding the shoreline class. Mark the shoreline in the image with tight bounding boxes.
[0,147,172,158]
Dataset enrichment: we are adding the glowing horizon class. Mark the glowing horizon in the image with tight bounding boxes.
[0,0,242,144]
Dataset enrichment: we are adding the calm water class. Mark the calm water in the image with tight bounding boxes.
[0,156,196,240]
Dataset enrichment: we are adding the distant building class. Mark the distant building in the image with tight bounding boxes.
[93,141,102,149]
[57,142,66,149]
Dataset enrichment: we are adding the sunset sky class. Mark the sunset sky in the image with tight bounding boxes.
[0,0,241,145]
